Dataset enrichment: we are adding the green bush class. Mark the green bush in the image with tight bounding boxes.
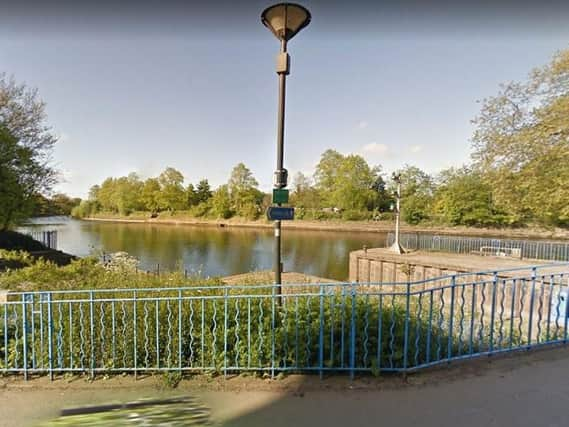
[71,200,99,219]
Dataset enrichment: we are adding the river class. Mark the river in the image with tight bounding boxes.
[19,217,386,280]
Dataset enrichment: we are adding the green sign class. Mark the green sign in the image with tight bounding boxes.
[272,188,289,204]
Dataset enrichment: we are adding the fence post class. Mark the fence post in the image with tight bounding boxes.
[558,273,569,344]
[21,294,28,381]
[133,290,138,380]
[319,284,324,379]
[527,267,537,349]
[403,281,411,372]
[349,282,356,380]
[47,292,54,380]
[489,272,497,354]
[89,291,95,379]
[224,286,228,378]
[271,284,276,379]
[447,276,456,361]
[178,289,182,372]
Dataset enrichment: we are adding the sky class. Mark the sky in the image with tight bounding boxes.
[1,0,568,197]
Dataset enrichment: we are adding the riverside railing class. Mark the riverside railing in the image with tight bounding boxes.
[22,230,58,250]
[386,232,569,261]
[1,264,568,379]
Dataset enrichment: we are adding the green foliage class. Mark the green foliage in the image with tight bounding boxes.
[209,185,233,219]
[314,150,380,212]
[195,179,212,204]
[0,75,58,230]
[0,249,34,271]
[157,168,186,212]
[392,165,435,225]
[140,178,161,214]
[433,167,509,227]
[471,49,569,227]
[0,262,451,374]
[228,163,263,219]
[71,200,99,219]
[32,193,81,217]
[0,254,221,292]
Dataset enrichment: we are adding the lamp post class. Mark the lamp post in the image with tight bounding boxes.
[261,3,311,292]
[389,173,407,254]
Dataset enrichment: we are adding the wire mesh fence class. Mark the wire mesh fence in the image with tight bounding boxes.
[1,264,568,379]
[387,232,569,261]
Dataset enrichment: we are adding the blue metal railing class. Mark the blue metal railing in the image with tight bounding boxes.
[1,263,568,378]
[387,232,569,261]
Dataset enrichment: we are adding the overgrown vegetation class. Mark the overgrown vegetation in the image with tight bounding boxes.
[0,254,448,373]
[0,254,538,376]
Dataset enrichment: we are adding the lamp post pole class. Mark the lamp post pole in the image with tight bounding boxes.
[261,2,311,295]
[274,37,288,290]
[389,173,406,254]
[394,177,401,247]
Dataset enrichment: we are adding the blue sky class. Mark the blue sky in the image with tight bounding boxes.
[1,1,568,197]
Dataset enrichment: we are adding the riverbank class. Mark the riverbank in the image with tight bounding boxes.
[0,230,76,270]
[83,215,569,240]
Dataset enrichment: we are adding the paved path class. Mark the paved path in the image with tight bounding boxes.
[2,347,569,426]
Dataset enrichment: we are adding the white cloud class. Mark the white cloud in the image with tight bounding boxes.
[362,142,389,155]
[410,145,423,154]
[357,120,368,130]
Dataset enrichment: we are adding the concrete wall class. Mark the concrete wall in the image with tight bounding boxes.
[349,249,566,341]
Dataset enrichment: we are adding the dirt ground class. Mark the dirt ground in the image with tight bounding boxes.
[2,346,569,426]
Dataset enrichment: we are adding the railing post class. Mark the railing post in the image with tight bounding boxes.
[21,294,28,381]
[89,291,95,379]
[527,267,536,348]
[47,292,54,380]
[489,272,497,354]
[447,276,456,361]
[319,284,324,379]
[271,284,276,379]
[558,274,569,344]
[349,282,356,380]
[133,290,138,380]
[403,281,411,372]
[178,290,182,372]
[224,286,228,378]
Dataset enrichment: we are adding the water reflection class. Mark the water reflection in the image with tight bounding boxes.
[21,218,386,280]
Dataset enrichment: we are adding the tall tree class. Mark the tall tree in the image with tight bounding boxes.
[228,163,262,218]
[392,165,435,224]
[314,150,379,212]
[210,184,233,219]
[140,178,161,214]
[0,75,57,229]
[195,179,212,204]
[157,167,186,212]
[471,49,569,226]
[291,172,321,208]
[433,167,505,226]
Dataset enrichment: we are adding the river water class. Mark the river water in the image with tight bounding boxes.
[19,217,386,280]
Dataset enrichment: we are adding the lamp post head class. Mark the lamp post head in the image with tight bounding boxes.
[261,3,311,42]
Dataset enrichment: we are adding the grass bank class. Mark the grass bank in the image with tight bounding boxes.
[83,213,569,240]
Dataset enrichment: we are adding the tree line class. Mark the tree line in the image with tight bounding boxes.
[2,50,568,230]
